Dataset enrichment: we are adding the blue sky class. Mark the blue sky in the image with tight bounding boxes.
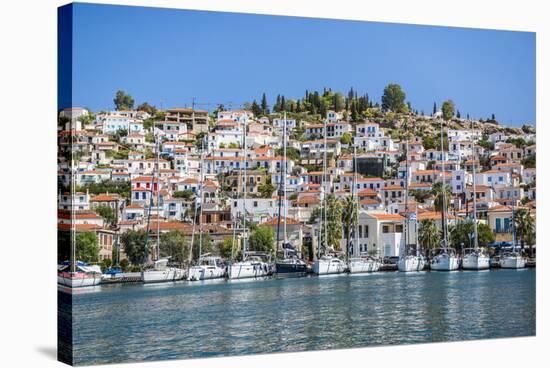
[65,3,536,126]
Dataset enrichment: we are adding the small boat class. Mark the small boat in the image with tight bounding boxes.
[187,254,226,281]
[58,261,102,288]
[430,247,460,271]
[461,122,490,271]
[349,254,381,273]
[462,248,490,270]
[275,243,307,277]
[498,202,526,269]
[228,253,273,279]
[142,134,185,284]
[499,251,526,269]
[397,254,426,272]
[142,258,186,283]
[313,255,347,275]
[430,121,459,272]
[397,135,424,273]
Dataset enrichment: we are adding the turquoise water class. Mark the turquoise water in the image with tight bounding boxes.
[67,269,535,365]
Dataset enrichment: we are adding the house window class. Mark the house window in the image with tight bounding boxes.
[383,225,390,233]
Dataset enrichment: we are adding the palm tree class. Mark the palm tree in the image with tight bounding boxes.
[341,195,358,259]
[325,195,343,251]
[419,219,440,250]
[431,181,452,213]
[514,208,535,257]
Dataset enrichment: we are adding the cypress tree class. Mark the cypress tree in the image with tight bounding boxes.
[261,93,269,115]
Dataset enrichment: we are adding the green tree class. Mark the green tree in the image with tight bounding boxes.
[441,100,455,121]
[113,90,135,110]
[333,92,345,111]
[120,229,148,265]
[220,237,236,259]
[477,223,496,246]
[160,230,188,264]
[514,208,535,257]
[258,181,276,198]
[521,154,536,169]
[94,204,116,227]
[261,93,269,115]
[192,233,213,261]
[409,189,432,203]
[431,182,452,213]
[340,132,353,145]
[251,100,262,117]
[173,190,194,199]
[419,219,440,250]
[76,232,100,263]
[249,226,275,252]
[136,102,157,115]
[119,258,130,272]
[381,83,406,113]
[341,196,358,258]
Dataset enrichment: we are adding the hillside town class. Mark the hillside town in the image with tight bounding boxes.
[57,87,537,278]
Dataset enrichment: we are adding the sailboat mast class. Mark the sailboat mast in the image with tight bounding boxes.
[198,147,205,258]
[156,131,160,260]
[470,121,479,250]
[354,143,359,256]
[404,122,409,252]
[283,112,287,244]
[70,159,76,273]
[323,117,328,253]
[242,114,248,256]
[440,119,448,247]
[69,116,77,273]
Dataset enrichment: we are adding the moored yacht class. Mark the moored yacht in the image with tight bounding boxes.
[397,253,426,272]
[275,243,307,277]
[142,133,185,284]
[499,251,526,269]
[313,255,347,275]
[348,254,381,273]
[142,258,185,283]
[228,253,273,279]
[462,248,490,270]
[498,202,526,269]
[461,120,490,271]
[273,116,308,278]
[430,247,460,271]
[430,120,459,272]
[397,131,425,273]
[58,261,102,288]
[187,254,226,281]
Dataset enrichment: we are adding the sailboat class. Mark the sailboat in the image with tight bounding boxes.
[228,114,273,279]
[142,132,185,283]
[499,201,526,269]
[58,138,102,288]
[188,148,226,281]
[313,117,347,275]
[348,143,381,273]
[462,122,490,270]
[397,124,426,272]
[429,119,459,271]
[275,112,307,277]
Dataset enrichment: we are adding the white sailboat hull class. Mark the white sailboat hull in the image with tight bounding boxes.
[57,273,102,288]
[142,268,185,283]
[228,261,271,279]
[313,259,347,275]
[187,265,225,281]
[462,254,490,270]
[499,256,526,269]
[397,256,426,272]
[430,254,459,271]
[348,258,381,273]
